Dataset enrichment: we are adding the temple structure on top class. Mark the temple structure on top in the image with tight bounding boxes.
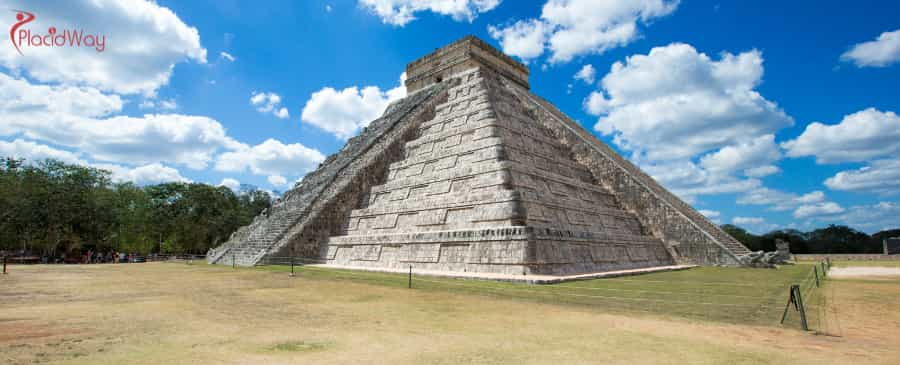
[207,36,750,278]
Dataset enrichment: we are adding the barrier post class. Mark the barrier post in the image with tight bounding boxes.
[408,265,412,289]
[232,254,236,269]
[813,266,820,287]
[780,284,810,331]
[794,285,809,331]
[821,261,827,278]
[2,256,6,275]
[290,256,295,277]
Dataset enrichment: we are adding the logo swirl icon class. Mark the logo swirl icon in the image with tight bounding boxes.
[10,10,35,55]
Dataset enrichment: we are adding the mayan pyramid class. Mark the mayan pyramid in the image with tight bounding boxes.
[207,36,750,276]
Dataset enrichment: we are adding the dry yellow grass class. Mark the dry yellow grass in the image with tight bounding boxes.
[1,262,898,364]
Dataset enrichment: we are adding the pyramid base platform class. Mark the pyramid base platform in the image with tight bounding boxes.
[307,263,697,284]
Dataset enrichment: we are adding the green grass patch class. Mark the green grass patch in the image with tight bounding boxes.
[253,262,824,328]
[830,260,900,267]
[268,340,330,353]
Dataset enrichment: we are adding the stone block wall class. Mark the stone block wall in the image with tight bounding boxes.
[323,68,677,276]
[506,80,748,266]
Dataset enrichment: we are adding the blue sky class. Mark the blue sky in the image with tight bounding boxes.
[1,0,899,233]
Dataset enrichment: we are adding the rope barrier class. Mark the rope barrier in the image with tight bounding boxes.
[290,264,771,311]
[240,256,837,329]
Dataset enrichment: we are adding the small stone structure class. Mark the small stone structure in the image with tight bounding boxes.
[885,237,900,255]
[775,239,793,262]
[208,36,750,276]
[737,239,792,268]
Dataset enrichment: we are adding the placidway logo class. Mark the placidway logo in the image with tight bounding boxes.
[9,10,106,55]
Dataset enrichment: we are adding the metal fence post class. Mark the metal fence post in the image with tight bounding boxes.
[232,254,236,269]
[2,256,6,275]
[794,285,809,331]
[821,261,827,278]
[408,265,412,289]
[813,266,820,287]
[290,256,295,277]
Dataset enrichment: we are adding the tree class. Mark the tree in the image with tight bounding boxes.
[1,157,273,256]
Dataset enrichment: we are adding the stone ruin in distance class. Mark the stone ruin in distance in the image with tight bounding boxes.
[207,36,750,277]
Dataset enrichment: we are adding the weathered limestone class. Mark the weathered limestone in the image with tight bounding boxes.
[208,36,750,276]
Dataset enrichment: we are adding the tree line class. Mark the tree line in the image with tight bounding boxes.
[721,224,899,254]
[1,158,272,258]
[2,157,897,258]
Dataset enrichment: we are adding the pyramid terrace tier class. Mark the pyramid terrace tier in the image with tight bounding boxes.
[325,227,673,275]
[344,183,644,236]
[366,161,620,211]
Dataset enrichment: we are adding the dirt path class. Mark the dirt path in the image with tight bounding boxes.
[1,263,898,364]
[829,266,900,278]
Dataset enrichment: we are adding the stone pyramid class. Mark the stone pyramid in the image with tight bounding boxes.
[208,36,750,277]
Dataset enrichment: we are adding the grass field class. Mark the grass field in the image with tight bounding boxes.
[257,262,816,327]
[2,262,898,364]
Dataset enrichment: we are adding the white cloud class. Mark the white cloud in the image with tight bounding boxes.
[825,159,900,195]
[219,178,241,191]
[837,202,900,233]
[301,73,406,139]
[698,209,720,219]
[733,216,764,225]
[139,98,177,111]
[1,0,207,95]
[99,162,191,185]
[582,43,791,202]
[359,0,500,26]
[744,165,780,178]
[738,188,830,212]
[487,19,550,63]
[0,138,188,185]
[587,43,792,161]
[796,190,826,204]
[215,138,325,177]
[731,216,778,234]
[267,174,288,187]
[0,138,85,165]
[1,72,243,170]
[782,108,900,164]
[793,201,844,219]
[250,91,290,119]
[488,0,679,63]
[783,108,900,196]
[22,113,238,170]
[219,51,236,62]
[699,134,781,177]
[698,209,721,223]
[0,72,122,118]
[573,64,596,84]
[641,159,761,201]
[840,29,900,68]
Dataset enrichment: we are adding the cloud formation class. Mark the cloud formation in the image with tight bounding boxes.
[573,64,596,84]
[783,108,900,164]
[841,29,900,68]
[251,91,290,119]
[0,0,206,95]
[583,43,791,202]
[215,138,325,177]
[489,0,679,63]
[359,0,500,26]
[300,73,406,139]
